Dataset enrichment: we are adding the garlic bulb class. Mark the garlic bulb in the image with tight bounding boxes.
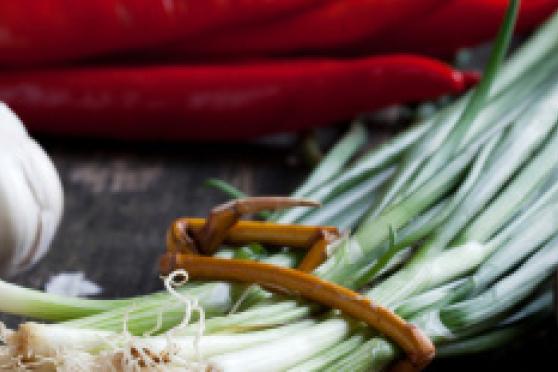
[0,103,63,277]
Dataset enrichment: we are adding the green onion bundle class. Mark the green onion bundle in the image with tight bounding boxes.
[3,1,558,370]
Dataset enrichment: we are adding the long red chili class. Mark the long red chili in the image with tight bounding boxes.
[157,0,446,60]
[361,0,558,57]
[0,55,471,140]
[0,0,329,67]
[153,0,558,60]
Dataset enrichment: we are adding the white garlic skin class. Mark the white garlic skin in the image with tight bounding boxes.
[0,103,63,276]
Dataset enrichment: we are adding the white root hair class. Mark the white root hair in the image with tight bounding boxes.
[0,270,211,371]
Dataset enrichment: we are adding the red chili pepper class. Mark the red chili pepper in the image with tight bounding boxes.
[0,0,329,67]
[157,0,446,60]
[513,0,558,32]
[151,0,558,61]
[0,55,471,140]
[362,0,558,57]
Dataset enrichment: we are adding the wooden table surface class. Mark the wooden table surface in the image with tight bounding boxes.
[5,131,558,371]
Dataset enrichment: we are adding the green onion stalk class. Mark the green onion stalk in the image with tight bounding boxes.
[4,2,558,370]
[0,121,374,323]
[208,3,558,368]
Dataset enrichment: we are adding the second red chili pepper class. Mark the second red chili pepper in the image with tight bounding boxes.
[155,0,446,60]
[0,0,330,67]
[149,0,558,61]
[360,0,558,57]
[0,55,474,140]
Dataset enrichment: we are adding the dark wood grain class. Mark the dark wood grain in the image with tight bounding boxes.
[10,137,306,297]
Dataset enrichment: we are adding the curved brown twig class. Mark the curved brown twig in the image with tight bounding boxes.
[160,254,435,369]
[168,197,320,255]
[166,219,198,254]
[297,228,340,272]
[168,218,338,249]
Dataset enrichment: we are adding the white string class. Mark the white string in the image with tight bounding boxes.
[163,270,207,367]
[228,284,256,315]
[143,309,164,337]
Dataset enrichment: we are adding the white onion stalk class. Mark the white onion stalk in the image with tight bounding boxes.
[287,333,367,372]
[4,321,314,370]
[207,318,352,372]
[0,102,63,276]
